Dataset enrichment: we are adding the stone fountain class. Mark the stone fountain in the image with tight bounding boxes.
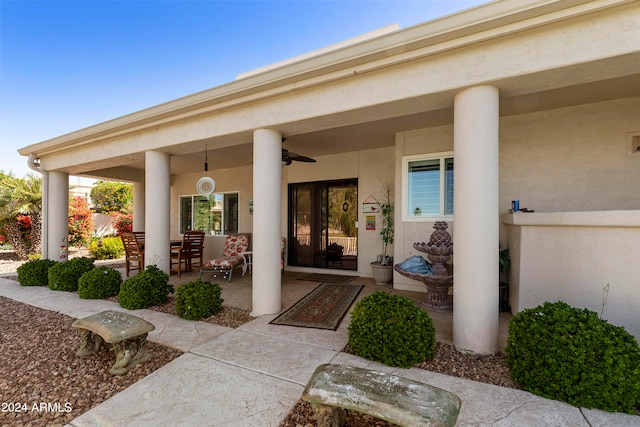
[394,221,453,311]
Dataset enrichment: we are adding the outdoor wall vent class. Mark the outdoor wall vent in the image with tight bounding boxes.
[627,132,640,156]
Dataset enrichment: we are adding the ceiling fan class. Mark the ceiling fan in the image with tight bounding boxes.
[281,138,316,165]
[282,148,316,165]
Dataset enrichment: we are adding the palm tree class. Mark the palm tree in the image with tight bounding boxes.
[0,172,42,259]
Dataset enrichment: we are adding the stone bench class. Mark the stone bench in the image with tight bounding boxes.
[72,310,155,375]
[302,364,461,427]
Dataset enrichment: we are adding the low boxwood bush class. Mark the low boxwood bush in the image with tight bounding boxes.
[78,266,122,299]
[348,291,436,368]
[118,265,173,310]
[89,237,124,260]
[17,258,58,286]
[48,257,95,292]
[175,279,223,320]
[506,301,640,413]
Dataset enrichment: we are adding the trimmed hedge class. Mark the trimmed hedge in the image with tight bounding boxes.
[48,257,95,292]
[175,279,223,320]
[506,301,640,413]
[78,266,122,299]
[118,265,173,310]
[348,291,436,368]
[89,237,124,260]
[17,258,58,286]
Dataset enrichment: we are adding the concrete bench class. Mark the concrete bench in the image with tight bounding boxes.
[302,364,461,427]
[72,310,155,375]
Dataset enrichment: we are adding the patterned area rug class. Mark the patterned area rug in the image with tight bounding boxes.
[270,283,364,330]
[298,273,356,283]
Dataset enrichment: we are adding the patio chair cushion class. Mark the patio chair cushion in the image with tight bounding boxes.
[205,256,243,269]
[223,234,249,258]
[204,234,250,269]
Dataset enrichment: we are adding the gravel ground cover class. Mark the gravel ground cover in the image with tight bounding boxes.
[0,296,183,427]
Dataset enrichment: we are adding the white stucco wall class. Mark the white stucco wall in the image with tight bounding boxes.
[392,96,640,293]
[500,97,640,215]
[170,165,253,262]
[394,125,455,292]
[170,147,395,276]
[503,211,640,342]
[287,147,395,276]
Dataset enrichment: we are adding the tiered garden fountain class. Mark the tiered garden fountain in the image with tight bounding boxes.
[394,221,453,311]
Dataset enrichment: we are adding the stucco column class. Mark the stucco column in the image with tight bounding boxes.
[132,181,145,232]
[453,85,499,354]
[144,151,171,273]
[251,129,282,315]
[47,171,69,261]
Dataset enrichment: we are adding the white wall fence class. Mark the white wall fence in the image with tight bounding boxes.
[503,210,640,342]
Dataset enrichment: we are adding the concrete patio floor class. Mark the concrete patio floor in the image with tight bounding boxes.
[179,268,512,350]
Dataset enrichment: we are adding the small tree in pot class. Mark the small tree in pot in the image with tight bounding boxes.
[371,183,394,284]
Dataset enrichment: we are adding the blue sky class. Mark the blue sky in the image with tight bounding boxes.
[1,0,487,179]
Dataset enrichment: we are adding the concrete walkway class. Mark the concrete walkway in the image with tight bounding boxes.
[0,275,638,427]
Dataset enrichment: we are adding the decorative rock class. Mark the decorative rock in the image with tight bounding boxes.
[302,364,461,427]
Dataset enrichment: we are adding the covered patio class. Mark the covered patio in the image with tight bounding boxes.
[18,0,640,354]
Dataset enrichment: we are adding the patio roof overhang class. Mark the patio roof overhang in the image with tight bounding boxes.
[18,0,640,181]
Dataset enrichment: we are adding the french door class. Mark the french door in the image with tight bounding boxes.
[288,179,357,270]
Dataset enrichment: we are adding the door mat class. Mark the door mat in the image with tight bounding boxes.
[270,283,364,330]
[298,273,356,283]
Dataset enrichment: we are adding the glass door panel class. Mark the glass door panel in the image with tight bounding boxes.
[288,179,357,270]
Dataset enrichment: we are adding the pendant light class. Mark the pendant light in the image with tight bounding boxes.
[197,144,216,197]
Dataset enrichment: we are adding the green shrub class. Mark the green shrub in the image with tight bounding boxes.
[78,266,122,299]
[89,237,124,260]
[48,257,95,292]
[17,258,58,286]
[118,265,173,310]
[348,291,436,368]
[175,279,223,320]
[506,301,640,413]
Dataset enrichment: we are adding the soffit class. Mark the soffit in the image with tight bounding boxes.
[65,71,640,180]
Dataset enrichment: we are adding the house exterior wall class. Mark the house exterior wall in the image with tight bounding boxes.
[503,211,640,342]
[394,125,455,292]
[285,146,395,275]
[500,97,640,215]
[170,165,253,262]
[170,147,395,275]
[392,96,640,293]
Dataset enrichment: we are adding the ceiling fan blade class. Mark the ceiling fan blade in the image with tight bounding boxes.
[282,148,316,163]
[290,154,316,162]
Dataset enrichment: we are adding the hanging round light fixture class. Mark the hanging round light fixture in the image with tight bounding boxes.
[197,144,216,197]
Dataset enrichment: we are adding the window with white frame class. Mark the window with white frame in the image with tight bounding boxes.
[402,152,454,221]
[179,192,239,235]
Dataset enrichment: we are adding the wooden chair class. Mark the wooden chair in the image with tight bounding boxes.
[120,232,144,277]
[199,233,250,282]
[171,231,205,277]
[132,231,145,247]
[184,231,205,272]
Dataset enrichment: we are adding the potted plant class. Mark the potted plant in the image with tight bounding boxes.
[371,183,394,285]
